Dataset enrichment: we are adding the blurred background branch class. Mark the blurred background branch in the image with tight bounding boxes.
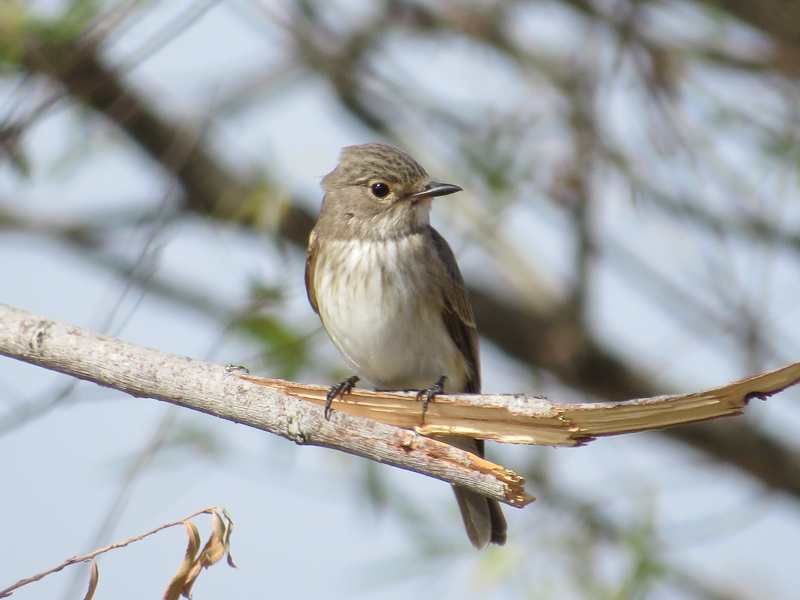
[2,0,800,598]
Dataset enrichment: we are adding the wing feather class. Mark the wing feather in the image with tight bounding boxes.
[305,231,320,315]
[428,227,481,394]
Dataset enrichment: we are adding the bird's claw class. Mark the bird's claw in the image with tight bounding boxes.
[416,375,447,422]
[325,375,360,419]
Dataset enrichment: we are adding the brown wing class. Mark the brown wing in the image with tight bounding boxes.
[305,231,320,315]
[430,228,504,547]
[428,227,481,394]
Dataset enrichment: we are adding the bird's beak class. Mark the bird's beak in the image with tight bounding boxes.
[409,181,463,199]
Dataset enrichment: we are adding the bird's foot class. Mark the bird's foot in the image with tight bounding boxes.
[416,376,447,422]
[325,375,359,419]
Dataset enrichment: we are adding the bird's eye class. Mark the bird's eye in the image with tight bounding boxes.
[370,182,390,198]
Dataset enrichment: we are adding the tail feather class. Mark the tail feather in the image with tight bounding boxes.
[453,487,507,550]
[439,436,507,549]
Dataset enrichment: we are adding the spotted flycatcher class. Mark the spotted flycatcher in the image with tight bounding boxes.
[305,143,506,549]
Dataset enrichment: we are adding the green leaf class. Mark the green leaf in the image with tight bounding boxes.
[238,314,309,380]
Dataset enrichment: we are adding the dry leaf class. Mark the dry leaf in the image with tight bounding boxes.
[219,507,237,568]
[199,510,227,566]
[181,508,236,598]
[162,521,201,600]
[82,559,99,600]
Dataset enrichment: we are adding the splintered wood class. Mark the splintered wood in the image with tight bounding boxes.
[243,361,800,446]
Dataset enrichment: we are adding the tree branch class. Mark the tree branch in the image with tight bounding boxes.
[4,300,800,508]
[246,365,800,446]
[0,302,531,507]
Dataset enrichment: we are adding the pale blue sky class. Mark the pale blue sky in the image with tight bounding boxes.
[2,1,800,598]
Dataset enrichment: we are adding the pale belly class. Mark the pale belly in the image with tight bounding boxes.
[314,238,468,392]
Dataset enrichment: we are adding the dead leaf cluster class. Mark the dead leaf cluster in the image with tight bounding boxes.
[163,507,237,600]
[0,507,235,600]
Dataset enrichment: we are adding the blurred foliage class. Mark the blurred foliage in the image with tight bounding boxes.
[2,0,800,598]
[237,313,310,380]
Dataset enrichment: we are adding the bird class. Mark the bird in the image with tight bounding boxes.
[305,142,506,549]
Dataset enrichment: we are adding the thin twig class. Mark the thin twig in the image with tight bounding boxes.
[0,507,216,598]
